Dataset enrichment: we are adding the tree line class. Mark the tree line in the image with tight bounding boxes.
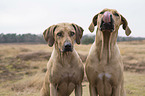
[0,33,145,44]
[0,33,45,43]
[81,35,145,44]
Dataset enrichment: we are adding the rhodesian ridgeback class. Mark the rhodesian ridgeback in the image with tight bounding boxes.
[41,23,84,96]
[85,8,131,96]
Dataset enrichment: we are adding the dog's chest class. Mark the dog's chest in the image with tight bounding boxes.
[56,70,80,95]
[52,64,82,95]
[51,64,82,83]
[98,73,111,80]
[61,71,75,81]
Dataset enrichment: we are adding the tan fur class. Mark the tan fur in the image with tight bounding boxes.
[41,23,84,96]
[85,9,131,96]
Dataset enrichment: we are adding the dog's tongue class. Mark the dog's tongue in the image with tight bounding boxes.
[103,11,111,23]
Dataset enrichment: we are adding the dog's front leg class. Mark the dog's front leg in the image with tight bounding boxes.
[50,83,57,96]
[112,86,121,96]
[89,84,98,96]
[75,84,82,96]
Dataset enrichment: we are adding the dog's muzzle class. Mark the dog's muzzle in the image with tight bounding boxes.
[100,11,114,32]
[62,41,73,52]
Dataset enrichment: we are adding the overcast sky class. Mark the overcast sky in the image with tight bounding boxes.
[0,0,145,37]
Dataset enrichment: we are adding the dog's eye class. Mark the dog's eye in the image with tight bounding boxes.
[70,32,75,36]
[57,32,62,37]
[114,13,119,16]
[100,11,105,14]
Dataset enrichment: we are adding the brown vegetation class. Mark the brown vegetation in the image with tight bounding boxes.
[0,41,145,96]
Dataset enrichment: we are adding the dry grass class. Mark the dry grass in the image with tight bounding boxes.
[119,40,145,73]
[0,40,145,96]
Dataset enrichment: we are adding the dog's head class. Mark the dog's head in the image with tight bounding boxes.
[89,8,131,36]
[43,23,83,53]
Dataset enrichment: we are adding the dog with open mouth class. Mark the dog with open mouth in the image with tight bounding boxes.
[41,23,84,96]
[85,8,131,96]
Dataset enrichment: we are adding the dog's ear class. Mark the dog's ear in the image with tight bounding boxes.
[72,23,84,44]
[88,14,98,32]
[43,25,57,47]
[121,15,131,36]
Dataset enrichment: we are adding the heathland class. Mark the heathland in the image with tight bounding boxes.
[0,40,145,96]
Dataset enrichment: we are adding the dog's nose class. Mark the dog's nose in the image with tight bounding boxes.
[103,11,112,23]
[63,42,72,52]
[64,42,71,48]
[100,11,114,32]
[64,42,71,49]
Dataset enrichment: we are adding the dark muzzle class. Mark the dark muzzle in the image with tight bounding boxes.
[63,41,73,52]
[100,11,114,32]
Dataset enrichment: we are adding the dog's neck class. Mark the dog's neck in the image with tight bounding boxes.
[95,28,118,63]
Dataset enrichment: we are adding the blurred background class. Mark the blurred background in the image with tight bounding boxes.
[0,0,145,37]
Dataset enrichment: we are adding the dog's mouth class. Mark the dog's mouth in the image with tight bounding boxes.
[100,11,114,32]
[62,42,73,52]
